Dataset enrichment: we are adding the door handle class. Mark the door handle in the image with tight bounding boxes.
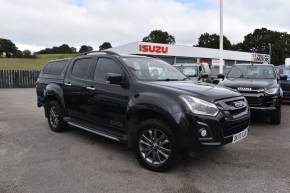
[65,82,72,86]
[86,86,96,91]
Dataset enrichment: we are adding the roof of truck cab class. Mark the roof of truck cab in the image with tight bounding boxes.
[120,54,152,58]
[47,58,72,63]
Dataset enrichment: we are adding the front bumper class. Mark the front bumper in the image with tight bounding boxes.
[183,101,250,147]
[240,93,281,113]
[282,90,290,100]
[195,114,250,146]
[248,97,280,114]
[250,106,277,113]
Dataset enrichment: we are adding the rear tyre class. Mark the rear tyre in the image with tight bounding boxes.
[270,107,281,125]
[132,119,178,172]
[46,100,67,132]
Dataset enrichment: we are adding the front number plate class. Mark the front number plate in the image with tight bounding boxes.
[232,129,248,143]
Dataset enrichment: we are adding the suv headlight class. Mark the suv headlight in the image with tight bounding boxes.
[265,88,278,95]
[181,95,219,116]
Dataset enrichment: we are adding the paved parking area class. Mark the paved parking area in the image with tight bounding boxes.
[0,88,290,193]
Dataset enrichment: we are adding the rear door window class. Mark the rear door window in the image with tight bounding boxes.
[42,60,67,75]
[71,58,92,79]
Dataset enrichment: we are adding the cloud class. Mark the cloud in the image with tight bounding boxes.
[0,0,289,51]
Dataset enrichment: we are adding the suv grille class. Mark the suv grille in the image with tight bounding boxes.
[229,107,247,116]
[280,82,290,90]
[223,119,249,137]
[216,97,248,117]
[245,96,264,106]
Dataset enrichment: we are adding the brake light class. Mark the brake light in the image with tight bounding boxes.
[35,80,39,88]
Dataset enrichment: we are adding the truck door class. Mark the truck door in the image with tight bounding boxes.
[63,57,96,120]
[84,56,130,131]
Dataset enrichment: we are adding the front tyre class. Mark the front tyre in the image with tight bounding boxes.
[46,100,67,132]
[132,119,178,172]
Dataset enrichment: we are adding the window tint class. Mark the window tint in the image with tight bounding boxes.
[94,58,123,82]
[123,57,186,81]
[71,58,92,79]
[182,66,197,77]
[227,65,275,79]
[42,60,67,75]
[282,68,290,80]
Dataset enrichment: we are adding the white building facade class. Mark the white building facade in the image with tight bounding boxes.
[109,42,270,66]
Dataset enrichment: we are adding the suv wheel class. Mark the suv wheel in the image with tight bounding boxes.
[46,101,66,132]
[133,119,178,172]
[270,107,281,125]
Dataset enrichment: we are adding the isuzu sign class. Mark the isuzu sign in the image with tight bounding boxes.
[139,44,169,54]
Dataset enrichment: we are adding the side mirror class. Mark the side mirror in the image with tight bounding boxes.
[106,73,124,85]
[279,74,287,81]
[212,79,220,85]
[201,73,209,79]
[217,74,225,80]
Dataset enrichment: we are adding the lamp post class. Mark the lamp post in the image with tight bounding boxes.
[219,0,224,74]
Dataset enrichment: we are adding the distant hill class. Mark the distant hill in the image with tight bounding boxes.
[0,54,77,70]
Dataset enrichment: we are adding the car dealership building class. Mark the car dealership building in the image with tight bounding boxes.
[109,42,270,66]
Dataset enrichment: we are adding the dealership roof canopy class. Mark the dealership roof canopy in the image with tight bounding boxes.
[109,42,270,63]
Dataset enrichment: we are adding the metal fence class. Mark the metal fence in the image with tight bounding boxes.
[0,70,40,88]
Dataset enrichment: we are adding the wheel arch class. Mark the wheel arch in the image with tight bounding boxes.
[126,105,185,149]
[44,83,65,117]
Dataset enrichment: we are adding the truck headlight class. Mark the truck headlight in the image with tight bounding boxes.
[265,88,278,95]
[181,95,219,116]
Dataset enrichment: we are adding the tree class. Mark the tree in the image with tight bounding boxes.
[232,42,245,52]
[14,50,23,58]
[22,50,32,57]
[0,38,18,57]
[142,30,175,44]
[22,49,36,58]
[99,42,112,50]
[236,28,290,65]
[37,44,77,54]
[195,33,232,50]
[79,45,93,53]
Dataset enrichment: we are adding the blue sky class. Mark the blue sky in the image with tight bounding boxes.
[177,0,210,10]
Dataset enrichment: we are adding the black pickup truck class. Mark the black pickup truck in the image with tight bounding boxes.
[219,63,287,124]
[277,66,290,100]
[36,51,250,172]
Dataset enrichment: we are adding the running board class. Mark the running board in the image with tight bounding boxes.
[63,117,128,143]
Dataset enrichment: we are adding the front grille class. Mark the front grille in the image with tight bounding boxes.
[280,82,290,90]
[245,96,264,106]
[223,120,249,137]
[222,98,248,117]
[229,107,247,116]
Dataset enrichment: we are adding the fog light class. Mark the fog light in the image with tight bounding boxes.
[199,128,207,137]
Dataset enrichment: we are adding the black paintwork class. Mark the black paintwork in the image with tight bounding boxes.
[277,67,290,100]
[36,54,250,149]
[219,63,282,113]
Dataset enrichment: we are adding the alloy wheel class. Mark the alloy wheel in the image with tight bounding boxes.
[49,106,59,128]
[138,128,172,166]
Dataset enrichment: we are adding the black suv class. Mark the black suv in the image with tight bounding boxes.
[219,63,286,124]
[277,66,290,100]
[36,51,250,172]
